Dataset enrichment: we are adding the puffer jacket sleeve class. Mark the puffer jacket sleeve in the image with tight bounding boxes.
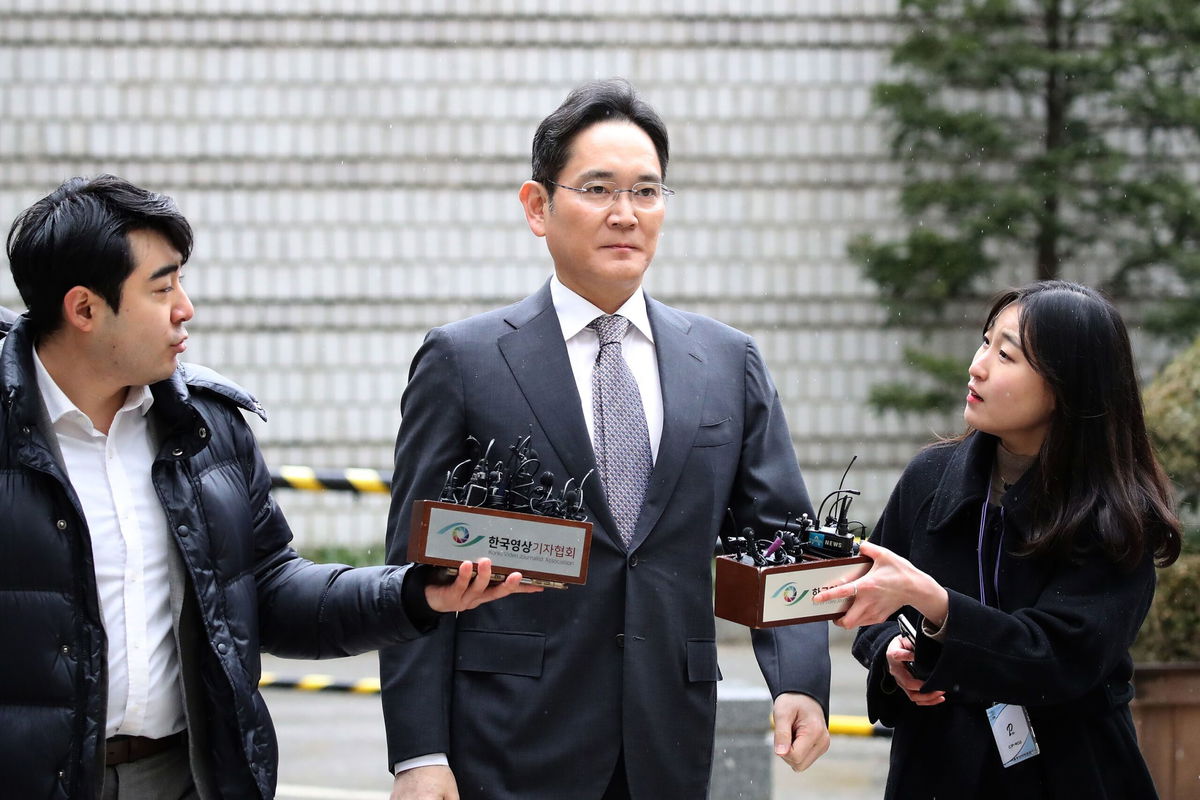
[232,409,437,659]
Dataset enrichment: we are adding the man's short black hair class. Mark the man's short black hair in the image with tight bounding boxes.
[6,174,193,341]
[531,78,670,197]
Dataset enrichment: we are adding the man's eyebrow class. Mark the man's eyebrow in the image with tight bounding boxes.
[149,264,181,281]
[576,168,663,183]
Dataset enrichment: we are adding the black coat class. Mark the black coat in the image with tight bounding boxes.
[852,432,1158,799]
[0,317,432,799]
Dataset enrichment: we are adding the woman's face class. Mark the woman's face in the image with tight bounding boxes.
[964,303,1056,456]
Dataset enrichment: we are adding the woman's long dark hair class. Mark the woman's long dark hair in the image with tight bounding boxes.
[980,281,1181,569]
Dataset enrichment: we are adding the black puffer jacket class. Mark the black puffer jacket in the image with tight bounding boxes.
[0,316,431,799]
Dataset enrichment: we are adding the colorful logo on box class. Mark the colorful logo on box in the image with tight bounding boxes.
[435,521,484,547]
[771,582,809,606]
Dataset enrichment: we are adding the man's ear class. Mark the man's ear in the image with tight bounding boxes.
[61,286,102,332]
[519,180,550,238]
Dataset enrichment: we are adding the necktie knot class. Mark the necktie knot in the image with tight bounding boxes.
[588,314,630,347]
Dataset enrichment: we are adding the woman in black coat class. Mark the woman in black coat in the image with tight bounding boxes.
[821,281,1182,799]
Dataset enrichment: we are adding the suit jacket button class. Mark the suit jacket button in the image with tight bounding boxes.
[629,555,639,567]
[615,633,625,648]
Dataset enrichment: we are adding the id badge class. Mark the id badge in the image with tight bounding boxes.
[985,703,1040,767]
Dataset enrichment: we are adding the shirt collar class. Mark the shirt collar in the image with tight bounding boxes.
[549,275,654,344]
[32,347,155,432]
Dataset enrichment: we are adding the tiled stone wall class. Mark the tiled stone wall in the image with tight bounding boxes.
[0,1,1044,548]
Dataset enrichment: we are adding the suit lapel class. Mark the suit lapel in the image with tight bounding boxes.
[497,284,622,544]
[629,298,707,552]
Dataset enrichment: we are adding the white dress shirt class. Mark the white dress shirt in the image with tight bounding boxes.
[34,350,185,740]
[393,277,666,776]
[550,275,664,463]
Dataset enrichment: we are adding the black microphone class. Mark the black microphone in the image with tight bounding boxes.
[742,526,767,566]
[432,433,593,523]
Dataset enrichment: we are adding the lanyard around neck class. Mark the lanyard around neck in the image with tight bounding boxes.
[976,483,1006,608]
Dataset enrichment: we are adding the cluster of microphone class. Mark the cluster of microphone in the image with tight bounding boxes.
[439,433,592,522]
[720,457,865,566]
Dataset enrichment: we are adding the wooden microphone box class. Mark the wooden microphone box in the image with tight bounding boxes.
[714,554,871,628]
[409,500,593,588]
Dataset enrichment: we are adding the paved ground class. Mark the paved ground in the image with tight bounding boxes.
[263,625,890,799]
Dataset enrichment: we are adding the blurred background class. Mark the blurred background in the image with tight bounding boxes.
[4,2,1199,798]
[2,0,1195,550]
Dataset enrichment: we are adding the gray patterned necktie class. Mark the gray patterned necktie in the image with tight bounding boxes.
[588,314,653,547]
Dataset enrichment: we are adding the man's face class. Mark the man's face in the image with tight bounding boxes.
[523,120,665,312]
[91,228,193,388]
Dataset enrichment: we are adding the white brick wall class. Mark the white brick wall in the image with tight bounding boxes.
[1,2,1126,548]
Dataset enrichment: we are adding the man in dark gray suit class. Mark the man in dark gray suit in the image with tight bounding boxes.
[381,79,831,800]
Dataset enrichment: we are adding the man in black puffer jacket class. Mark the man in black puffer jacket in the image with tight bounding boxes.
[0,175,540,800]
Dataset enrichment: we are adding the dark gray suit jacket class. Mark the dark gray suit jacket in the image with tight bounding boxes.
[380,283,830,799]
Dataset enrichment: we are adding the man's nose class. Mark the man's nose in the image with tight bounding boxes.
[607,192,638,225]
[175,287,195,323]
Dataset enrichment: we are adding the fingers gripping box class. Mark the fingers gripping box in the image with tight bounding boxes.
[714,555,871,627]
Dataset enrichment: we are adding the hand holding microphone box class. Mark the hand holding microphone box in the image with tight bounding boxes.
[714,457,872,627]
[409,433,595,588]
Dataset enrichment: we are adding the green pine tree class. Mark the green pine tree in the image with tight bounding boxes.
[852,0,1200,414]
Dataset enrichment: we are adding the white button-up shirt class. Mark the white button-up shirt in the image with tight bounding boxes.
[34,350,185,740]
[551,275,664,462]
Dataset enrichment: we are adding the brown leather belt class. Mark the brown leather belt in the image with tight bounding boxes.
[105,731,186,766]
